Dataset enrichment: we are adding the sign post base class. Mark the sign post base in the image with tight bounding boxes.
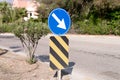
[58,70,61,80]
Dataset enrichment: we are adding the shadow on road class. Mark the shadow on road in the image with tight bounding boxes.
[0,36,14,38]
[0,49,8,55]
[9,46,21,49]
[54,62,75,78]
[36,55,49,62]
[9,46,23,52]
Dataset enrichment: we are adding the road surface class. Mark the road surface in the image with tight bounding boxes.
[0,34,120,80]
[69,35,120,80]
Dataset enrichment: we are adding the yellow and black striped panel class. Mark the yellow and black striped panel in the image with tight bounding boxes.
[50,36,69,70]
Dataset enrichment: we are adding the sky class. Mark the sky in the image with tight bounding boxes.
[0,0,31,4]
[0,0,13,3]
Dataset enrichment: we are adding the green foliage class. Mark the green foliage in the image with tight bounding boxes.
[75,17,120,35]
[14,20,49,40]
[75,20,110,35]
[14,8,26,21]
[0,2,26,23]
[14,20,49,64]
[74,0,120,35]
[0,2,26,33]
[26,57,37,64]
[0,2,49,63]
[0,0,120,36]
[2,8,26,23]
[0,2,8,14]
[0,23,15,33]
[0,2,15,23]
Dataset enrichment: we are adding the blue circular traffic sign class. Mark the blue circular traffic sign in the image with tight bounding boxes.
[48,8,71,35]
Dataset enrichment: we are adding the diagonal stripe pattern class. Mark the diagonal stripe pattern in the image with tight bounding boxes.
[50,36,69,70]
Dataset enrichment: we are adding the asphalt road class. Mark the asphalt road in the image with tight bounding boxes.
[69,35,120,80]
[0,34,120,80]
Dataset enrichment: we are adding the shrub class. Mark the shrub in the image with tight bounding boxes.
[74,19,119,35]
[14,20,49,64]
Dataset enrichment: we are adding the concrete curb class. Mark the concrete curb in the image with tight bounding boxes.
[0,33,120,38]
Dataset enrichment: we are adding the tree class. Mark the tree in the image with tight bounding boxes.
[14,20,49,64]
[0,1,49,63]
[0,2,26,33]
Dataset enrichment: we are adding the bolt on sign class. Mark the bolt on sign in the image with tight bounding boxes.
[48,8,71,71]
[50,36,69,70]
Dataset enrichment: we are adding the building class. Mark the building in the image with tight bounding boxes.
[12,0,40,21]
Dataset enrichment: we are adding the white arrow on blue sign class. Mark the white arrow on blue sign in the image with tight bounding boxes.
[48,8,71,35]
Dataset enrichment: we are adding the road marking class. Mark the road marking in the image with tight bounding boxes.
[52,13,66,29]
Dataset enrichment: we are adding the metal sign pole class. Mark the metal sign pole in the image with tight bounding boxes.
[58,70,61,80]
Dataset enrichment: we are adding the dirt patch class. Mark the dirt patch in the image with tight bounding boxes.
[0,49,70,80]
[0,49,55,80]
